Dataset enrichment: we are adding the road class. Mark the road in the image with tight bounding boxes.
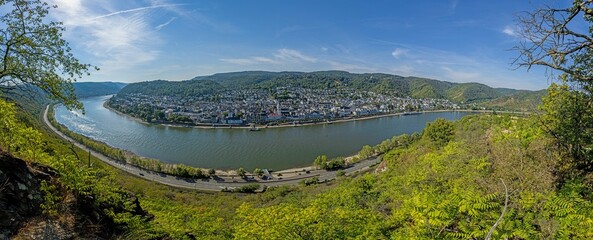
[43,105,381,192]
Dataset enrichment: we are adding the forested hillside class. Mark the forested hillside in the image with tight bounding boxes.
[117,71,543,104]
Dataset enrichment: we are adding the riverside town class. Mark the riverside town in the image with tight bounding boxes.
[108,86,461,126]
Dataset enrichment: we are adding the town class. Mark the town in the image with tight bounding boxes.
[108,86,461,126]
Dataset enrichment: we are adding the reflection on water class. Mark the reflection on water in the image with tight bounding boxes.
[55,95,474,170]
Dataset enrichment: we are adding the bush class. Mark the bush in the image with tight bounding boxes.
[302,177,320,186]
[233,184,260,193]
[423,118,454,147]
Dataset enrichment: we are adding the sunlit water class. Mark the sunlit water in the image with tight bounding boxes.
[55,95,474,170]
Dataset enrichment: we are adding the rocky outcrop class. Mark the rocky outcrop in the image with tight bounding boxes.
[0,150,153,239]
[0,150,56,238]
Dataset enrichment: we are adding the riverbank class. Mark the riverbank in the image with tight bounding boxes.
[45,105,382,191]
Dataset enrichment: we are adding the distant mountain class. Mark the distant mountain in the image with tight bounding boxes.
[73,82,127,98]
[117,71,542,104]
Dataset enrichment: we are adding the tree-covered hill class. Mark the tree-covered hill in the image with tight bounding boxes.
[116,71,542,104]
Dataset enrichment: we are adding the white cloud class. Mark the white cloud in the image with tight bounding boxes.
[391,48,409,59]
[50,0,181,72]
[502,25,519,37]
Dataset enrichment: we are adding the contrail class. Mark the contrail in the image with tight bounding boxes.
[92,4,187,20]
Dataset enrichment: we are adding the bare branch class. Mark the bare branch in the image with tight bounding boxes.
[485,179,509,240]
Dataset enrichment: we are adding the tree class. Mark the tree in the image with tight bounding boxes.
[313,155,328,169]
[514,0,593,177]
[0,0,96,110]
[513,0,593,90]
[253,168,264,177]
[208,168,216,176]
[358,145,374,159]
[423,118,454,147]
[540,83,593,177]
[237,167,246,178]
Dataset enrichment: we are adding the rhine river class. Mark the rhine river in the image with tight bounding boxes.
[54,95,474,170]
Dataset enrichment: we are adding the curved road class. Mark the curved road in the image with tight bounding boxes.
[43,105,381,192]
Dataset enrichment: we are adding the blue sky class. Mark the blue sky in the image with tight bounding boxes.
[48,0,564,90]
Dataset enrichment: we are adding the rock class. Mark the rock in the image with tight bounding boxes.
[0,150,53,237]
[17,182,27,191]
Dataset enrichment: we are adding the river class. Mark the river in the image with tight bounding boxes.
[54,95,474,170]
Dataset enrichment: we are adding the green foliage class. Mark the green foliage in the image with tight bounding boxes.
[423,118,455,146]
[445,82,503,103]
[230,184,260,193]
[237,167,246,178]
[234,193,386,239]
[539,83,593,180]
[253,168,263,177]
[302,177,320,186]
[0,0,96,110]
[40,180,60,217]
[0,98,148,233]
[513,0,593,184]
[357,145,375,159]
[313,155,345,170]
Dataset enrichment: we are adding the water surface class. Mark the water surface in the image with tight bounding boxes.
[55,95,474,170]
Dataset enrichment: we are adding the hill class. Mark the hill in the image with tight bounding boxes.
[117,71,541,104]
[73,82,127,98]
[483,89,546,112]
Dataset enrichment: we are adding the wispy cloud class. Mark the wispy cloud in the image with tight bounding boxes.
[391,48,409,59]
[156,17,177,30]
[274,49,317,63]
[220,57,276,65]
[502,25,519,37]
[92,4,186,20]
[222,49,317,66]
[450,0,459,11]
[50,0,183,73]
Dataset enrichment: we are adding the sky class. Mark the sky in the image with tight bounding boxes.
[46,0,567,90]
